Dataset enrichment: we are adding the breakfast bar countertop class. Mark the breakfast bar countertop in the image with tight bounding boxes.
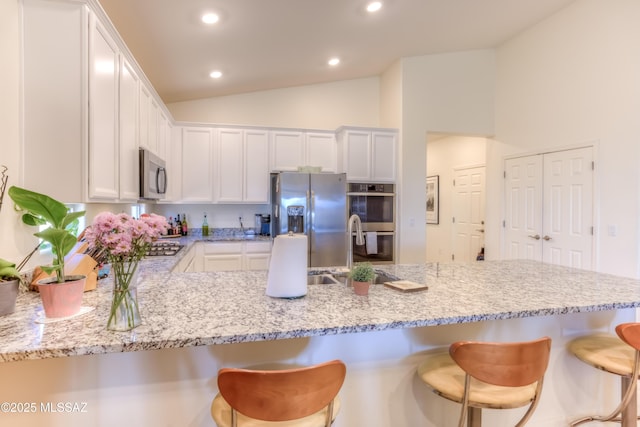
[2,257,640,363]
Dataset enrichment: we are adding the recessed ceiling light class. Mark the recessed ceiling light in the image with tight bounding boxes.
[366,2,382,13]
[328,58,340,66]
[209,70,223,79]
[202,13,219,24]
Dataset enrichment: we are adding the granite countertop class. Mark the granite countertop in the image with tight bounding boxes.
[2,253,640,362]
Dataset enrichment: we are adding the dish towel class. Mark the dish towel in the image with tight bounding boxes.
[366,231,378,255]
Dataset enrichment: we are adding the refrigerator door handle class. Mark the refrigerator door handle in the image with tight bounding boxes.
[306,190,312,234]
[274,204,279,218]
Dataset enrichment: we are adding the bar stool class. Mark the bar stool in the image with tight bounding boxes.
[417,336,552,427]
[210,359,346,427]
[567,323,640,426]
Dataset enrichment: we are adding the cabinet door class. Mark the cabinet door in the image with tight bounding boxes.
[181,127,213,202]
[138,84,151,151]
[216,128,244,202]
[306,132,337,173]
[371,131,396,182]
[148,97,159,154]
[203,242,243,271]
[344,130,371,181]
[244,130,270,203]
[165,125,182,202]
[157,110,168,160]
[244,253,270,270]
[118,56,140,201]
[271,130,304,171]
[88,15,119,200]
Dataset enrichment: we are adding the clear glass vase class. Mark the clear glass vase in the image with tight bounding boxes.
[107,261,141,331]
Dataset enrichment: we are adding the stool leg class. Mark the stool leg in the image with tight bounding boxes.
[620,376,636,427]
[467,407,481,427]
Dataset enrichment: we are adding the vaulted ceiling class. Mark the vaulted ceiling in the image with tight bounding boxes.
[98,0,575,104]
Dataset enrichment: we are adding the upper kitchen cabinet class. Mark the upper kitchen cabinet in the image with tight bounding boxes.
[271,130,337,173]
[337,127,398,182]
[215,128,270,203]
[181,127,214,202]
[21,0,173,203]
[22,0,88,202]
[87,13,119,200]
[118,55,141,201]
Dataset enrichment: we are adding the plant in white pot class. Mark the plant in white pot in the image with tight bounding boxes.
[349,262,375,296]
[0,258,23,316]
[8,186,86,318]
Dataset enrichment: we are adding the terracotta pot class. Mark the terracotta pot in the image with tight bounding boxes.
[0,279,20,316]
[352,280,371,296]
[37,275,86,318]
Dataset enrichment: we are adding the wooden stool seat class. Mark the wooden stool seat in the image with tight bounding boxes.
[417,337,551,426]
[418,352,540,410]
[568,333,634,376]
[211,360,346,427]
[567,325,640,426]
[211,394,342,427]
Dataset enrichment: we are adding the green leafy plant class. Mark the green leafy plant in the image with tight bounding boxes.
[349,262,376,283]
[8,186,85,284]
[0,258,21,282]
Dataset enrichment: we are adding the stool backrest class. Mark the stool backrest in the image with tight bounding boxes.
[217,359,346,423]
[616,323,640,351]
[449,336,552,387]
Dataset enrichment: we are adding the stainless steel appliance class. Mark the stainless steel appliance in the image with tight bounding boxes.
[139,148,167,200]
[347,183,395,264]
[271,172,347,267]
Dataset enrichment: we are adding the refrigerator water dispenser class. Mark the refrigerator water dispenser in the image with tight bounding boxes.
[287,206,305,233]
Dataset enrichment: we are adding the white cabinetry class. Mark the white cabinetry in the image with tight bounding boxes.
[338,127,397,182]
[118,56,141,201]
[200,241,272,272]
[271,130,337,173]
[88,14,119,199]
[181,127,214,202]
[215,128,269,203]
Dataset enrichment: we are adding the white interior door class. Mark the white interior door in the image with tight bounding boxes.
[503,147,593,269]
[504,155,544,260]
[542,147,593,268]
[452,166,486,262]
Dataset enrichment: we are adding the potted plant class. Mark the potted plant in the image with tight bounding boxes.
[349,262,375,296]
[0,258,23,316]
[8,186,86,318]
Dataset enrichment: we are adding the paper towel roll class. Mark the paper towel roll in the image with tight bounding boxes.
[266,233,308,298]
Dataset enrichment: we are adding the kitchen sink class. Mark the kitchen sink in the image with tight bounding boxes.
[311,270,400,285]
[307,274,340,285]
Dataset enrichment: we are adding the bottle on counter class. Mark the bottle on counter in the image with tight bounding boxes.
[181,213,188,236]
[167,216,174,235]
[175,214,182,236]
[202,212,209,237]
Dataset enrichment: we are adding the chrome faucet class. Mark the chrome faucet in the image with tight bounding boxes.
[347,214,365,270]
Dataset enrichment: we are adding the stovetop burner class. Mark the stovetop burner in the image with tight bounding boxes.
[146,240,184,257]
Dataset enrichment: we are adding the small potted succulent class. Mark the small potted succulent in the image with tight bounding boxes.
[8,186,86,318]
[0,258,23,316]
[349,262,375,296]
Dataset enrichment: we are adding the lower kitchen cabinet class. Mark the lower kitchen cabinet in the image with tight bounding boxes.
[186,241,272,272]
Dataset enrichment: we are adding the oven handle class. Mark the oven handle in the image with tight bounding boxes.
[351,231,395,236]
[347,192,395,197]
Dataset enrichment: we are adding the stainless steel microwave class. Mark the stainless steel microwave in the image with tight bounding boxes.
[139,148,167,200]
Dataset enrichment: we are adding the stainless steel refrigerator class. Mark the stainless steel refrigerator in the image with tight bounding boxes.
[271,172,347,267]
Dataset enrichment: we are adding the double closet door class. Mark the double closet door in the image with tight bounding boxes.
[504,147,594,269]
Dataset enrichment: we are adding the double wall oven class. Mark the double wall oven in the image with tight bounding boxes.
[347,183,395,264]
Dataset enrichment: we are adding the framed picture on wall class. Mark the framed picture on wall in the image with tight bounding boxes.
[426,175,439,224]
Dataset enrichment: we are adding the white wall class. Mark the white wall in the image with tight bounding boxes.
[397,50,495,264]
[487,0,640,277]
[168,77,381,130]
[0,0,22,264]
[425,135,487,262]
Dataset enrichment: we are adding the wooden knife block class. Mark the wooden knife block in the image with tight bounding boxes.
[30,242,99,292]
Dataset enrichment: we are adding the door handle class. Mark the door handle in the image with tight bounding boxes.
[543,235,552,241]
[528,234,541,240]
[476,229,485,233]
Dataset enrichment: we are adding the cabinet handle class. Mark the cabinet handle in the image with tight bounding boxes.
[543,235,552,241]
[528,234,541,240]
